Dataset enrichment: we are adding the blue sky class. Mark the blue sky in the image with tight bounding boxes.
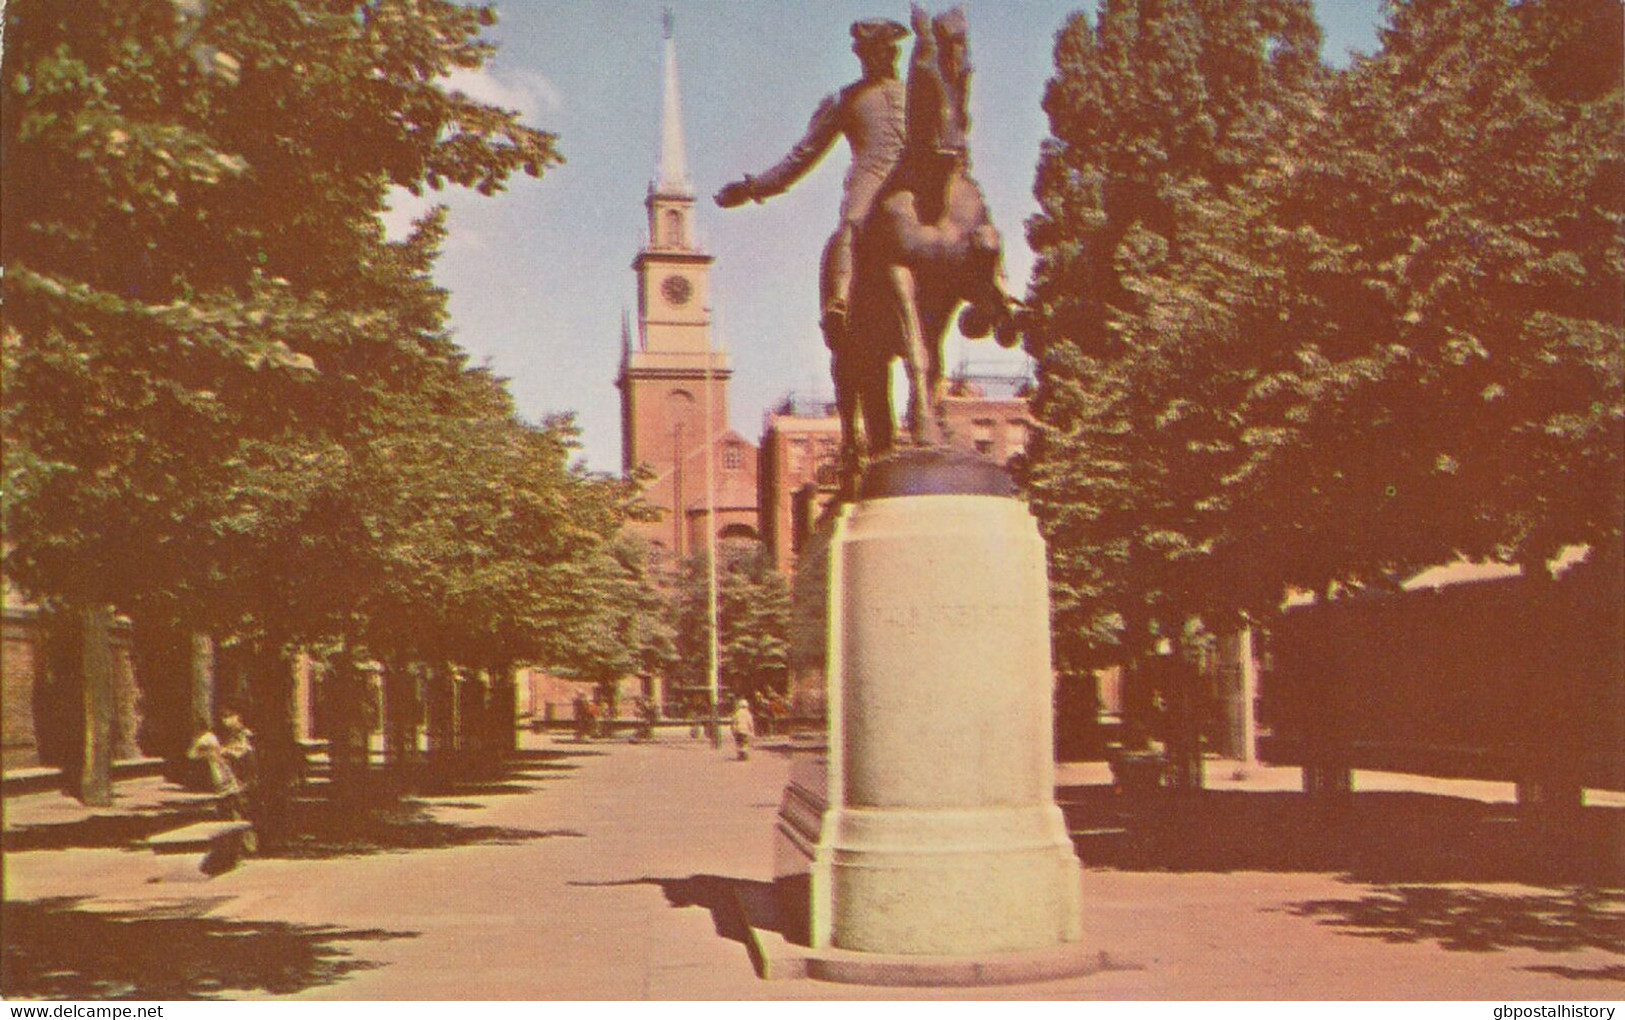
[387,1,1386,474]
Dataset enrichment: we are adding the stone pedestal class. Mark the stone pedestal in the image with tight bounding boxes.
[778,451,1084,958]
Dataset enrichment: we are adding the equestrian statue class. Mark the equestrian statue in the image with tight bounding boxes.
[717,6,1018,495]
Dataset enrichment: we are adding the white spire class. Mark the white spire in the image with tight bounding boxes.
[655,9,693,198]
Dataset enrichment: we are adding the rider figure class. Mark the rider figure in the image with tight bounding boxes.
[714,18,910,348]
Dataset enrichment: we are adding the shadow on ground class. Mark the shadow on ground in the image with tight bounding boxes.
[0,896,415,999]
[2,811,213,854]
[1284,885,1625,978]
[1059,785,1623,887]
[266,793,584,860]
[569,874,771,948]
[4,750,589,859]
[266,750,591,859]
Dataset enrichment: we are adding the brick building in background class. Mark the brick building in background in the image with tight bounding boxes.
[758,369,1035,575]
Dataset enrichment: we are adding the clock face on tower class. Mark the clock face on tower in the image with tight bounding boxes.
[661,274,692,306]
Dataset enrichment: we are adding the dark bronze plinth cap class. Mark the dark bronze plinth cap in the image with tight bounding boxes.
[859,447,1018,500]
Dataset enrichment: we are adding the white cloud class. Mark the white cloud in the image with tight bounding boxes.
[381,187,498,255]
[381,188,438,241]
[379,65,560,244]
[441,66,563,123]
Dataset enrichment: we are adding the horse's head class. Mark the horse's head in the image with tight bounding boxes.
[906,5,971,160]
[931,7,971,155]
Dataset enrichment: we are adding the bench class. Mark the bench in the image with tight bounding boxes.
[1107,747,1167,798]
[145,820,256,880]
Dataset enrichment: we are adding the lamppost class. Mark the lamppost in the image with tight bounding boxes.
[703,344,721,748]
[671,419,685,559]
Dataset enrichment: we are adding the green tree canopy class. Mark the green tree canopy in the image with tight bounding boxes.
[3,0,563,647]
[1252,0,1624,583]
[668,540,791,704]
[1023,0,1623,672]
[1023,0,1326,668]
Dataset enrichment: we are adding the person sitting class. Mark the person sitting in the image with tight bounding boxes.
[189,709,258,851]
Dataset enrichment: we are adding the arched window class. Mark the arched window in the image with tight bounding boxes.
[667,390,697,461]
[664,208,685,247]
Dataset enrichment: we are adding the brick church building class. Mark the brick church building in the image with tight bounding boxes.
[616,17,760,569]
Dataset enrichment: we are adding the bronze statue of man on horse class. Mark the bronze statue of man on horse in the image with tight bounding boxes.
[716,5,1019,495]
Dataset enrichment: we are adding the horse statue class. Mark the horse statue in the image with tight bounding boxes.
[833,3,1019,493]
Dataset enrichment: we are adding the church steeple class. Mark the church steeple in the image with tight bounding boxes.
[655,9,692,199]
[618,10,727,483]
[615,11,758,561]
[646,11,698,253]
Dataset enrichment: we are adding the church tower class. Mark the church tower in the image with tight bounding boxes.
[618,13,757,562]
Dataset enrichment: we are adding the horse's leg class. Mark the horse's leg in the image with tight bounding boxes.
[831,348,864,498]
[888,263,940,447]
[972,222,1022,349]
[942,173,1020,348]
[862,350,895,462]
[921,296,951,421]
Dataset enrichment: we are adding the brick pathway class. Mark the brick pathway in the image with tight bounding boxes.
[3,733,1620,999]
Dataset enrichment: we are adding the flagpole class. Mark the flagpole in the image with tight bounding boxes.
[704,326,721,749]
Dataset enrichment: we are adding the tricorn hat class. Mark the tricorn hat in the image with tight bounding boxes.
[851,18,909,48]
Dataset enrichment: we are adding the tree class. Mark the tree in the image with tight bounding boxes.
[550,534,676,693]
[2,0,562,802]
[3,0,560,617]
[1250,0,1624,585]
[1024,0,1622,682]
[669,541,791,705]
[1022,0,1326,671]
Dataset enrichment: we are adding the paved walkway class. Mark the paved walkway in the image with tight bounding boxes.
[3,733,1621,999]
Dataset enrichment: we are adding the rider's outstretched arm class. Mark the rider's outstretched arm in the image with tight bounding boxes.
[716,94,843,207]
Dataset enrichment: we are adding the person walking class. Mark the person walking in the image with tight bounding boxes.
[730,696,756,761]
[572,692,590,742]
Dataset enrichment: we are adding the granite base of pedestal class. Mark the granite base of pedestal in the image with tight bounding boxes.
[775,452,1087,967]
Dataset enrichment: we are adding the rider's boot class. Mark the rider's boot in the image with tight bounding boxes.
[820,298,848,349]
[821,228,856,349]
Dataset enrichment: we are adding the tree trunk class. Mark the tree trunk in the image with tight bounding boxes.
[382,660,422,785]
[490,664,518,757]
[244,640,301,844]
[425,663,457,776]
[1157,651,1205,793]
[191,633,215,747]
[455,670,488,773]
[77,606,116,807]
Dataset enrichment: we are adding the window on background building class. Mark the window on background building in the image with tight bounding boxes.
[973,418,995,456]
[1007,419,1029,454]
[723,443,743,470]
